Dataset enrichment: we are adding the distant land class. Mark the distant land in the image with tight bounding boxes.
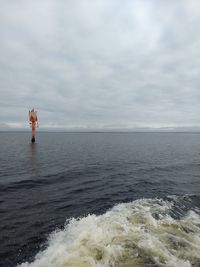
[1,124,200,133]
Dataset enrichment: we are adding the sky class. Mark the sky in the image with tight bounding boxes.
[1,0,200,131]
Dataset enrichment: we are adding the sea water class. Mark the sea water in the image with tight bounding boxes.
[0,132,200,267]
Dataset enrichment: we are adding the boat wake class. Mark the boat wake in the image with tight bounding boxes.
[18,196,200,267]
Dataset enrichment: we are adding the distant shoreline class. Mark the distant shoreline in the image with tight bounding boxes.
[1,130,200,134]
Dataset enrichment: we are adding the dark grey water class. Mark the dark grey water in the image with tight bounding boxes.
[0,132,200,267]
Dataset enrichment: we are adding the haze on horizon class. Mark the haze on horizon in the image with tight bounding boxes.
[1,0,200,131]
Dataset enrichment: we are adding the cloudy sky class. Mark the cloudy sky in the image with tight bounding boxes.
[1,0,200,131]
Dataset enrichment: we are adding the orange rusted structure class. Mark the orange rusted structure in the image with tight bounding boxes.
[29,109,38,143]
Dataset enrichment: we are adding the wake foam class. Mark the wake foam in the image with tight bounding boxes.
[18,197,200,267]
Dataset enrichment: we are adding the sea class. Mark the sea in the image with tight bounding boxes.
[0,132,200,267]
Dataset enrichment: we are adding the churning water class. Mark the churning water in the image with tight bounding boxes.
[0,132,200,267]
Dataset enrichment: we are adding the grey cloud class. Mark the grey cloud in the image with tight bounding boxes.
[1,0,200,130]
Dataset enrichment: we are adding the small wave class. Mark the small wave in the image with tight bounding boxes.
[18,196,200,267]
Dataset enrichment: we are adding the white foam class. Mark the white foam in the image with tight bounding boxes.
[18,198,200,267]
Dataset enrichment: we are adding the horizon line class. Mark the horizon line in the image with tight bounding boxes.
[1,130,200,134]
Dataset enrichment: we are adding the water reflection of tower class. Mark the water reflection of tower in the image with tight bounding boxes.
[31,142,37,156]
[29,142,40,176]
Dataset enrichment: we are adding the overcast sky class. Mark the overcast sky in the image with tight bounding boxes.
[1,0,200,130]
